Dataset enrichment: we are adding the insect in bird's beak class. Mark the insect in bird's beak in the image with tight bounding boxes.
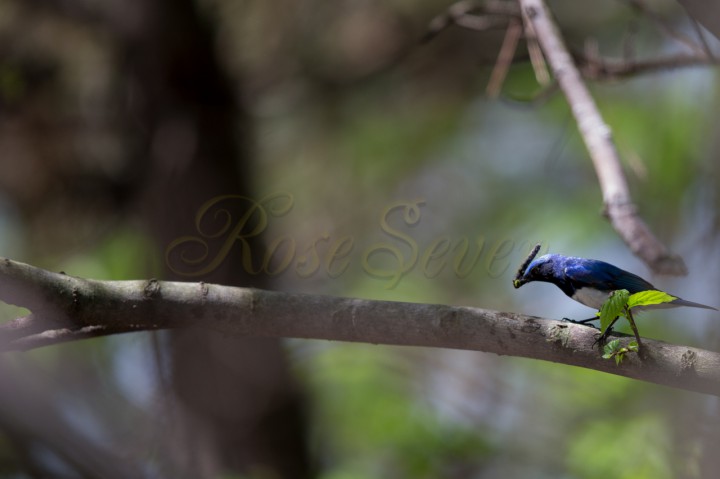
[513,243,541,289]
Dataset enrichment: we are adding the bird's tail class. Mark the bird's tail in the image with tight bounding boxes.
[670,298,718,311]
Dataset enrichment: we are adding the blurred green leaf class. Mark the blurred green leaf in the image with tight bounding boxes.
[306,344,490,479]
[566,414,672,479]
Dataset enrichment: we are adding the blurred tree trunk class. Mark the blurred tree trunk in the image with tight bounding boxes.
[0,0,313,474]
[117,0,313,477]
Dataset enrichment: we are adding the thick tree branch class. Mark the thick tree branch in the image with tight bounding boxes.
[518,0,688,276]
[1,258,720,396]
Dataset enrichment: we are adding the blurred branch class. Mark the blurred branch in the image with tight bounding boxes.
[521,2,550,85]
[424,0,718,79]
[625,0,708,56]
[486,18,522,97]
[1,258,720,396]
[422,0,519,43]
[689,17,715,60]
[518,0,688,275]
[678,0,720,43]
[574,51,719,80]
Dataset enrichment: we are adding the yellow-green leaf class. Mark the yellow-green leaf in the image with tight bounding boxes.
[627,290,676,310]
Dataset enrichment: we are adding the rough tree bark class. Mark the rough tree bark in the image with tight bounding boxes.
[2,258,720,397]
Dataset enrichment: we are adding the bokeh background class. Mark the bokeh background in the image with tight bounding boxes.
[0,0,719,477]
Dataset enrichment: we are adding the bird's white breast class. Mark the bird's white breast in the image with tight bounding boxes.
[571,287,611,310]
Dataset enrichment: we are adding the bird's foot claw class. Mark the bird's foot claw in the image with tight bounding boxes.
[593,327,614,347]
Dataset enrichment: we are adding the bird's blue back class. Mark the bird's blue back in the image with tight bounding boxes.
[560,256,655,294]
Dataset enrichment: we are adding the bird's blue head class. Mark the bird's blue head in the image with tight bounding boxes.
[513,254,558,288]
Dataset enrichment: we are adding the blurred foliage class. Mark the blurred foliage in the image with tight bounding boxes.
[566,414,673,479]
[0,0,719,477]
[305,345,491,478]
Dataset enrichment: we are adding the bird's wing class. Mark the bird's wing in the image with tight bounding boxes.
[564,259,655,294]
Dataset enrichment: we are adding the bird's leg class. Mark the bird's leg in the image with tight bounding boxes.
[562,316,598,325]
[593,315,620,347]
[562,317,600,330]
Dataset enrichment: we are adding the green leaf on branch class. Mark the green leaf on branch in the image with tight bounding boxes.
[598,289,629,333]
[602,339,622,359]
[602,339,639,365]
[627,290,676,310]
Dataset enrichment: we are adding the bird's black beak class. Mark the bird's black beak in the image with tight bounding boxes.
[513,278,526,289]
